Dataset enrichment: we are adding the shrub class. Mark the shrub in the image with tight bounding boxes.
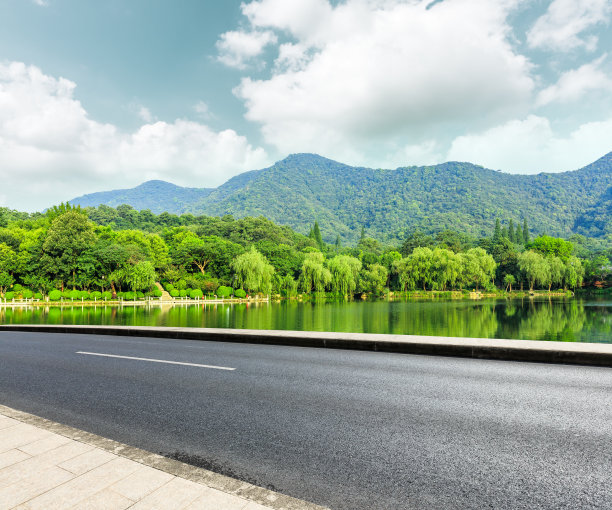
[13,284,23,292]
[216,286,233,298]
[22,289,34,299]
[170,289,179,298]
[4,291,15,300]
[34,292,43,300]
[179,289,188,298]
[234,288,247,299]
[91,291,102,300]
[123,291,135,300]
[62,290,71,298]
[137,291,145,299]
[48,290,62,301]
[79,291,90,299]
[190,289,203,299]
[69,290,80,300]
[176,279,187,291]
[164,283,175,292]
[152,289,163,297]
[101,291,112,300]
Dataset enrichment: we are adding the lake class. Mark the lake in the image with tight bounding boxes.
[1,297,611,343]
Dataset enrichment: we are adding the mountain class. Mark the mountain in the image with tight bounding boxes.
[69,180,213,215]
[69,152,612,242]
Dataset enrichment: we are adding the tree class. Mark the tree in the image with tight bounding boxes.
[231,246,275,293]
[300,252,331,293]
[564,256,585,290]
[460,248,496,290]
[530,236,574,261]
[547,256,565,291]
[493,218,502,243]
[396,247,433,290]
[400,231,434,256]
[42,211,96,289]
[523,218,530,245]
[124,261,157,292]
[0,271,14,294]
[518,250,548,291]
[515,224,524,245]
[503,274,515,292]
[312,221,324,250]
[358,264,388,295]
[508,219,515,244]
[327,255,361,296]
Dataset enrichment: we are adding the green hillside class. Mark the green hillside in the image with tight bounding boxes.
[69,152,612,243]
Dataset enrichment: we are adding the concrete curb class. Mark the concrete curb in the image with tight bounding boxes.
[0,404,328,510]
[1,324,612,368]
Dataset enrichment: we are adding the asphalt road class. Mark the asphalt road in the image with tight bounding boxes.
[1,331,611,510]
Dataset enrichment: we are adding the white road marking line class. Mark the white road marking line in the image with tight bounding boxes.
[76,351,235,371]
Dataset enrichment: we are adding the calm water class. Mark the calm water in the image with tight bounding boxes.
[1,298,611,343]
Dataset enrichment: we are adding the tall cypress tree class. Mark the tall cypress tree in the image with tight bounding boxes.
[335,235,341,251]
[313,221,323,250]
[523,218,530,245]
[493,218,502,243]
[515,224,523,245]
[360,225,366,242]
[508,219,515,243]
[501,226,509,239]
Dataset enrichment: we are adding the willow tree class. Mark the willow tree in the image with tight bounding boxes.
[327,255,361,296]
[564,256,584,290]
[231,246,274,294]
[300,252,331,294]
[518,250,549,291]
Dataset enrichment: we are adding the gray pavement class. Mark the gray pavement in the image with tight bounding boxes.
[1,331,612,509]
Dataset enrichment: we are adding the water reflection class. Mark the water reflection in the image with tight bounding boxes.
[1,298,611,343]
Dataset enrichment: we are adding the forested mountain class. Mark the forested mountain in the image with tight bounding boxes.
[69,152,612,243]
[69,180,213,214]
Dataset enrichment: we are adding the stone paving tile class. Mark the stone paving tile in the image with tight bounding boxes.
[0,450,30,471]
[0,465,74,508]
[58,448,116,476]
[18,457,141,509]
[18,434,71,456]
[128,477,208,509]
[69,488,133,510]
[183,487,250,510]
[0,416,19,430]
[109,464,174,502]
[0,424,51,454]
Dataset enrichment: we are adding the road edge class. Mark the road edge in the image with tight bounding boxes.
[1,324,612,368]
[0,404,328,510]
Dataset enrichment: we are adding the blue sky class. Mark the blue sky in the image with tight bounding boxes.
[1,0,611,210]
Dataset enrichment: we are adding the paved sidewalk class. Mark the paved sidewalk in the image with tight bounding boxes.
[0,407,326,510]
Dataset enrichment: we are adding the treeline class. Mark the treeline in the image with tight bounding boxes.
[0,204,610,301]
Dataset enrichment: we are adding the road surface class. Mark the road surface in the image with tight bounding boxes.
[1,331,611,509]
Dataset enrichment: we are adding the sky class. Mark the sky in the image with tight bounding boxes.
[1,0,611,211]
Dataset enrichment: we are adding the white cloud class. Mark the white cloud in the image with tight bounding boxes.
[32,0,48,6]
[216,30,278,69]
[536,55,612,106]
[137,106,154,123]
[0,62,270,211]
[447,115,612,173]
[194,100,210,117]
[527,0,612,52]
[229,0,534,166]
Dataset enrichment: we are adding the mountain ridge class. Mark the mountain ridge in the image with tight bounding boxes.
[69,152,612,242]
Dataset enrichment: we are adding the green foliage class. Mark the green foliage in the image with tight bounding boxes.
[358,264,388,295]
[22,289,33,299]
[530,236,574,261]
[231,247,275,293]
[234,288,247,298]
[101,291,112,300]
[190,288,203,299]
[152,289,163,297]
[170,289,179,298]
[4,291,15,300]
[34,292,43,300]
[327,255,361,296]
[69,290,80,300]
[48,290,62,301]
[216,286,233,298]
[179,289,188,298]
[91,291,102,300]
[300,252,331,293]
